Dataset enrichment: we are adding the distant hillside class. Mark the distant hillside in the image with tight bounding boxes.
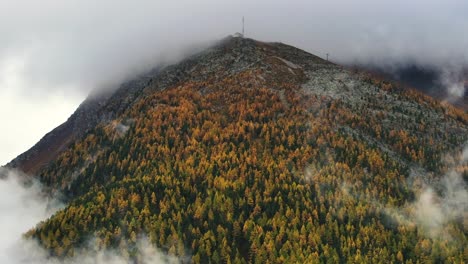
[9,36,468,263]
[352,64,468,110]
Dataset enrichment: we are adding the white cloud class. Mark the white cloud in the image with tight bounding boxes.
[385,146,468,239]
[0,168,63,262]
[10,237,180,264]
[0,168,181,263]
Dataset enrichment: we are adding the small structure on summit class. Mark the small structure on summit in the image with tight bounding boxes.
[233,32,243,38]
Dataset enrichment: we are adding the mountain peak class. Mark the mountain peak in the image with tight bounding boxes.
[7,36,468,263]
[6,36,322,173]
[7,36,465,176]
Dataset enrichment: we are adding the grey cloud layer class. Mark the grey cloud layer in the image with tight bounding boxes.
[0,0,467,97]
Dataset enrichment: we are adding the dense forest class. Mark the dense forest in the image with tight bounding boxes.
[19,38,468,263]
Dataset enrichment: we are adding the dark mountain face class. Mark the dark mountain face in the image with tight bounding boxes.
[8,36,468,262]
[386,65,439,91]
[353,64,468,110]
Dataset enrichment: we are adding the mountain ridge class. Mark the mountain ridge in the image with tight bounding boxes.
[7,36,331,174]
[350,64,468,110]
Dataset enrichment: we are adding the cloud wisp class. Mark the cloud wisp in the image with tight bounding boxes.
[0,168,63,263]
[337,144,468,240]
[9,237,181,264]
[0,168,181,263]
[386,146,468,239]
[438,66,467,102]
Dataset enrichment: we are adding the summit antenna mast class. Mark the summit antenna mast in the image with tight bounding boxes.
[242,16,245,37]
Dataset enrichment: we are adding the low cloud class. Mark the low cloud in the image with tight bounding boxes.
[405,170,467,238]
[385,145,468,239]
[10,237,181,264]
[0,167,63,263]
[110,119,134,138]
[338,145,468,240]
[439,66,467,102]
[0,168,181,263]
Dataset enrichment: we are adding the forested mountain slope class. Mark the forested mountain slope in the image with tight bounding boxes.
[11,36,468,263]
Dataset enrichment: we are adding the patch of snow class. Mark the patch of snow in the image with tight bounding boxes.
[273,56,301,69]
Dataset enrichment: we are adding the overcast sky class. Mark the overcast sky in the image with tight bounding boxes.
[1,0,467,165]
